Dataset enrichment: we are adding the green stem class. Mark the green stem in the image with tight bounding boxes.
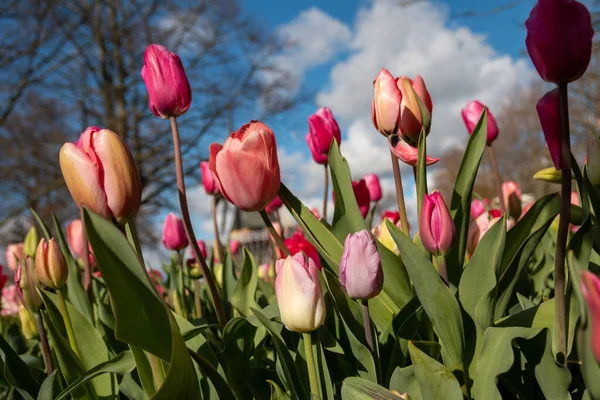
[436,256,448,285]
[259,209,290,257]
[389,149,410,235]
[80,208,93,303]
[212,195,223,262]
[322,164,329,222]
[57,289,80,358]
[194,279,202,319]
[35,313,53,375]
[148,351,166,390]
[303,332,320,399]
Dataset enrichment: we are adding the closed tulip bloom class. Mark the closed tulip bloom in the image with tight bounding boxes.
[420,192,454,256]
[197,240,208,260]
[229,240,241,254]
[536,89,561,169]
[352,180,371,218]
[372,219,399,255]
[340,230,383,300]
[66,219,85,259]
[502,181,522,219]
[397,76,432,144]
[265,196,283,214]
[283,231,321,270]
[581,271,600,363]
[470,198,488,220]
[141,44,192,118]
[200,161,219,195]
[35,239,68,290]
[363,174,382,202]
[306,132,329,165]
[389,135,440,167]
[412,75,433,114]
[525,0,593,84]
[461,101,499,145]
[15,258,41,311]
[275,252,325,332]
[372,68,402,136]
[0,266,7,293]
[382,211,400,225]
[5,243,24,272]
[306,107,341,162]
[18,306,38,340]
[162,213,188,251]
[209,121,280,212]
[60,127,141,224]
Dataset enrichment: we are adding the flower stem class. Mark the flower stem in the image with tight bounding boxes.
[57,289,80,358]
[389,149,410,235]
[322,164,329,222]
[35,313,53,375]
[555,82,571,366]
[361,300,375,355]
[303,332,320,399]
[80,208,93,303]
[486,145,506,215]
[148,350,166,390]
[169,117,226,328]
[211,195,223,263]
[194,279,202,319]
[259,209,290,257]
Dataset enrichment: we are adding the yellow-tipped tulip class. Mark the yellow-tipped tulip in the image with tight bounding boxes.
[533,167,562,183]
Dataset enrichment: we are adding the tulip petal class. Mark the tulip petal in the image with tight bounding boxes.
[389,135,439,167]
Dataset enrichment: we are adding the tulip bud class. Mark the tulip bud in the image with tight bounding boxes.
[5,243,24,272]
[16,257,42,311]
[581,270,600,363]
[141,44,192,118]
[363,174,382,202]
[209,121,280,212]
[461,101,499,145]
[67,219,86,259]
[372,68,402,136]
[340,230,383,300]
[373,220,399,255]
[1,285,21,317]
[536,89,561,169]
[60,127,141,224]
[162,213,188,251]
[283,232,321,270]
[306,107,341,164]
[587,136,600,187]
[382,211,400,225]
[275,252,325,332]
[23,228,38,258]
[196,240,208,261]
[397,76,431,144]
[502,181,522,220]
[525,0,593,84]
[200,161,219,195]
[419,192,454,256]
[353,180,371,218]
[470,198,488,220]
[533,167,562,184]
[389,135,439,167]
[18,306,38,340]
[229,240,241,255]
[257,263,270,282]
[265,196,283,214]
[35,239,68,290]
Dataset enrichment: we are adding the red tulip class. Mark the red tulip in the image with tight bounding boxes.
[0,265,7,293]
[141,44,192,118]
[229,240,241,254]
[372,68,402,136]
[265,196,283,214]
[525,0,593,84]
[420,192,454,256]
[200,161,219,195]
[209,121,280,212]
[461,101,499,145]
[382,211,400,225]
[389,135,439,167]
[162,213,188,251]
[306,107,341,164]
[363,174,382,202]
[283,231,321,270]
[351,180,371,218]
[536,89,561,169]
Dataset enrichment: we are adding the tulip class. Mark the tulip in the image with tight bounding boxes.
[581,270,600,363]
[209,121,280,212]
[372,68,402,136]
[525,0,593,84]
[587,136,600,187]
[162,213,188,251]
[306,107,341,164]
[148,269,165,296]
[412,75,433,114]
[23,228,38,258]
[197,240,208,260]
[200,161,219,195]
[265,196,283,214]
[67,219,86,259]
[1,285,21,317]
[536,89,561,169]
[229,240,241,255]
[275,252,325,332]
[470,198,488,220]
[363,174,382,202]
[533,167,562,183]
[397,76,432,144]
[461,101,499,145]
[283,231,321,270]
[18,306,38,340]
[373,219,399,255]
[353,180,371,218]
[502,181,522,219]
[420,192,454,256]
[382,210,400,225]
[35,239,68,290]
[389,135,439,167]
[0,265,7,293]
[340,230,383,300]
[310,207,321,219]
[467,212,508,254]
[15,258,42,311]
[257,263,270,282]
[60,127,141,224]
[141,44,192,118]
[5,243,24,272]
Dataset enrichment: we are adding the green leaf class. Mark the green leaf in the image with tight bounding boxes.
[387,220,465,371]
[30,207,52,240]
[36,370,59,400]
[389,366,421,400]
[445,109,488,284]
[0,333,39,397]
[416,128,428,219]
[578,306,600,399]
[231,249,259,317]
[341,377,404,399]
[407,342,463,400]
[459,217,506,329]
[268,380,291,400]
[222,317,257,400]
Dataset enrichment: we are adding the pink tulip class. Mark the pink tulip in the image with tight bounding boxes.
[265,196,283,214]
[197,240,208,260]
[1,285,21,317]
[467,211,511,254]
[5,243,24,272]
[412,75,433,114]
[581,270,600,363]
[60,127,141,224]
[162,213,188,251]
[372,68,402,136]
[275,252,325,332]
[306,107,341,164]
[66,219,86,259]
[525,0,593,84]
[536,89,562,169]
[502,181,522,219]
[310,207,321,219]
[397,76,432,144]
[141,44,192,118]
[363,174,382,202]
[420,192,454,256]
[306,133,329,165]
[229,240,241,254]
[200,161,219,195]
[382,211,400,225]
[209,121,280,212]
[470,198,488,220]
[340,230,383,300]
[461,101,499,145]
[389,135,440,167]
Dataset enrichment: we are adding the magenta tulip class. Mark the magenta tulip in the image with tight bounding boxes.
[389,135,439,167]
[536,89,561,169]
[420,192,454,256]
[306,132,329,165]
[340,230,383,300]
[200,161,219,195]
[162,213,188,251]
[581,271,600,363]
[461,101,499,145]
[382,211,400,225]
[353,180,371,218]
[525,0,593,84]
[197,240,208,260]
[265,196,283,214]
[306,107,341,164]
[372,68,402,136]
[470,199,488,220]
[363,174,382,202]
[141,44,192,118]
